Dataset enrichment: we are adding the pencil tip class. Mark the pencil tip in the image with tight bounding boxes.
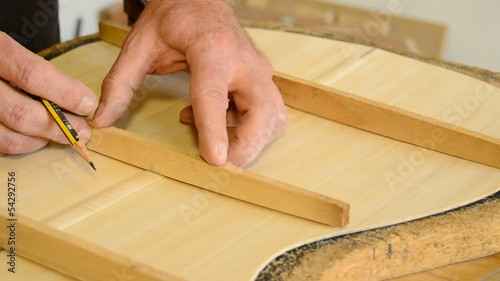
[90,162,96,171]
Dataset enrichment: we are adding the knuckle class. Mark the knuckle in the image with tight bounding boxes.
[101,77,115,95]
[235,140,260,163]
[261,100,278,122]
[259,58,274,78]
[10,102,36,134]
[18,59,44,93]
[187,31,229,59]
[102,71,122,91]
[201,28,234,47]
[191,88,228,110]
[239,48,273,76]
[261,100,288,139]
[272,111,288,138]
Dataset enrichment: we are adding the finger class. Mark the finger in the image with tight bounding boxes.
[227,81,288,167]
[0,80,92,144]
[92,27,162,128]
[92,53,147,127]
[0,122,49,155]
[225,102,243,128]
[227,102,275,167]
[180,102,242,127]
[262,81,288,139]
[0,33,97,116]
[179,106,195,125]
[188,55,231,166]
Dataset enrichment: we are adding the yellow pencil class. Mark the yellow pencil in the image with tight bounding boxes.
[41,98,96,171]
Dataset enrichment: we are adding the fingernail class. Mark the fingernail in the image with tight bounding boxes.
[78,128,92,143]
[77,97,97,115]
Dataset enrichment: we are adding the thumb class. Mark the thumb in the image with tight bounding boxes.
[92,39,152,128]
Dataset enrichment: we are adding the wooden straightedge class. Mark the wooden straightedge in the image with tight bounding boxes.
[88,127,349,227]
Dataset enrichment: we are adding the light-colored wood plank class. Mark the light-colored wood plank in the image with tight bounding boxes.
[0,207,183,281]
[0,250,75,280]
[98,21,130,47]
[273,71,500,169]
[87,127,349,226]
[40,171,163,229]
[1,24,499,281]
[53,33,499,280]
[99,21,500,170]
[49,40,498,280]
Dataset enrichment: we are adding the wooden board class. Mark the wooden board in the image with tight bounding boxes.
[0,206,180,281]
[234,0,448,57]
[0,26,499,280]
[1,195,498,280]
[99,21,500,169]
[88,127,349,226]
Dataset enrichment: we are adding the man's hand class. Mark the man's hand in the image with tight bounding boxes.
[0,32,97,155]
[92,0,288,167]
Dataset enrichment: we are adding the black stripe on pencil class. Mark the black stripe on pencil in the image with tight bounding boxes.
[41,98,96,171]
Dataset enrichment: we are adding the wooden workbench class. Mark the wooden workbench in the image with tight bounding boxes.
[0,22,498,280]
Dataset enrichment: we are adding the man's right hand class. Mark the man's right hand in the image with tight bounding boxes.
[0,32,97,155]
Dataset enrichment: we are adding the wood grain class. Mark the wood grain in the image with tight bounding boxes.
[0,24,499,281]
[273,71,500,169]
[88,127,349,226]
[0,207,182,281]
[99,21,500,169]
[98,21,130,47]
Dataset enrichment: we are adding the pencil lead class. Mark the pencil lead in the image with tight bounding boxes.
[89,162,96,171]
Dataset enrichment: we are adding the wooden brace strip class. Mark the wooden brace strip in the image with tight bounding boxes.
[273,72,500,169]
[0,207,183,281]
[99,21,500,169]
[88,127,349,226]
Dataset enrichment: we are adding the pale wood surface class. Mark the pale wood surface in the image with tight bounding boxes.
[273,71,500,168]
[0,207,181,281]
[88,127,349,226]
[1,250,498,280]
[0,27,499,280]
[100,22,500,169]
